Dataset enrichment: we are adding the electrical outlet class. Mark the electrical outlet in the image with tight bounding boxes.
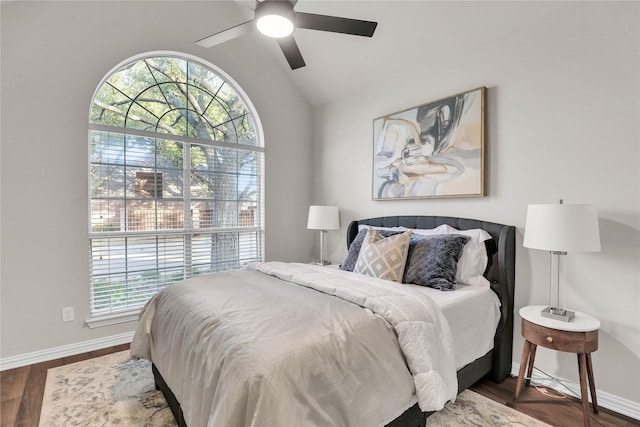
[62,306,74,323]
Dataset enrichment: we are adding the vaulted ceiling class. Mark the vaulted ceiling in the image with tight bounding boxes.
[2,0,565,108]
[201,1,561,107]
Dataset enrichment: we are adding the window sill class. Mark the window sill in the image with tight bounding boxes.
[85,310,141,329]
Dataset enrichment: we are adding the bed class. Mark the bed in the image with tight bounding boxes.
[131,215,515,427]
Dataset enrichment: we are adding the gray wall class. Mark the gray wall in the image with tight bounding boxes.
[311,1,639,407]
[1,1,313,357]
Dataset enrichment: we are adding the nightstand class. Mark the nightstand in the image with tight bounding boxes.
[514,305,600,426]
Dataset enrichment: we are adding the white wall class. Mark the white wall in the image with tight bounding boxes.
[312,1,640,408]
[0,1,313,358]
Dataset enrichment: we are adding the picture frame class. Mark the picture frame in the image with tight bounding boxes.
[372,87,486,200]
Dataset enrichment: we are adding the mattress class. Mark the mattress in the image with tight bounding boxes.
[407,281,501,370]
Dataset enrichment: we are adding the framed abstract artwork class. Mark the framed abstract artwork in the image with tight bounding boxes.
[372,87,486,200]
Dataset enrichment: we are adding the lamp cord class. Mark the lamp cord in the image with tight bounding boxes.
[521,366,581,401]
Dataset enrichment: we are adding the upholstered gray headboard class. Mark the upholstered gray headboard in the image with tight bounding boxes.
[346,216,516,383]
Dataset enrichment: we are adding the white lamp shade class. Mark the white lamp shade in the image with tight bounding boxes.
[307,206,340,230]
[523,204,601,252]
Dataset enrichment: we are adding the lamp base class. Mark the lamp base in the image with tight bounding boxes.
[541,306,575,322]
[313,260,331,266]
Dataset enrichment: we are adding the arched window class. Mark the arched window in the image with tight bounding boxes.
[87,53,264,325]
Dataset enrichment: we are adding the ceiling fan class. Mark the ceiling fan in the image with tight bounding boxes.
[195,0,378,70]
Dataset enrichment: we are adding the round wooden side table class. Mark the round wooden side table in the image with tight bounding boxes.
[514,305,600,427]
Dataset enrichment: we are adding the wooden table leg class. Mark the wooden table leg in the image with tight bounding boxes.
[578,353,591,427]
[586,353,599,414]
[525,343,537,387]
[514,340,532,402]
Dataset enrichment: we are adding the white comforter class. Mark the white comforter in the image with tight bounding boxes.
[131,262,457,427]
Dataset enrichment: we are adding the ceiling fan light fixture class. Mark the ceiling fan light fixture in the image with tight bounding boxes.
[256,14,294,38]
[255,1,295,38]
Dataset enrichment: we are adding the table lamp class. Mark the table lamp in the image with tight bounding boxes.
[307,205,340,265]
[523,200,601,322]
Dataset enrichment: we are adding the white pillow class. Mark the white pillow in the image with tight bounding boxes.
[358,224,406,232]
[400,224,449,236]
[441,225,491,287]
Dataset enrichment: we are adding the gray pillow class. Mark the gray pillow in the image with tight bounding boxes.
[403,234,470,290]
[341,228,402,271]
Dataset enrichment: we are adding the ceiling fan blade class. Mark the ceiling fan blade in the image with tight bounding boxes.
[195,20,255,48]
[234,0,259,11]
[276,35,306,70]
[296,12,377,37]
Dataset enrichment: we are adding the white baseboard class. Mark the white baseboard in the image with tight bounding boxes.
[0,331,134,371]
[511,362,640,421]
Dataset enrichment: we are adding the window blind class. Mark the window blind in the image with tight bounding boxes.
[89,129,264,316]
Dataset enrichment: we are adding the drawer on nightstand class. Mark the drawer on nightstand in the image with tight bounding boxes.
[522,319,598,353]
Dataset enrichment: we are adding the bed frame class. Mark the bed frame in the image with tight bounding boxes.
[153,215,515,427]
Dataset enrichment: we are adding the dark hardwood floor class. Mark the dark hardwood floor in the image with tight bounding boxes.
[470,377,638,427]
[1,344,637,427]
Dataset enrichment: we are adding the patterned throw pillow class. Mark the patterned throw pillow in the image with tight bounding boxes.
[403,234,470,290]
[341,228,403,271]
[354,229,412,282]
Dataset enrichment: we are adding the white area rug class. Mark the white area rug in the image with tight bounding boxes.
[40,350,550,426]
[428,388,550,426]
[39,351,174,426]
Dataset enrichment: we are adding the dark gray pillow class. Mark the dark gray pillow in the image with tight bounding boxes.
[403,234,470,290]
[341,228,402,271]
